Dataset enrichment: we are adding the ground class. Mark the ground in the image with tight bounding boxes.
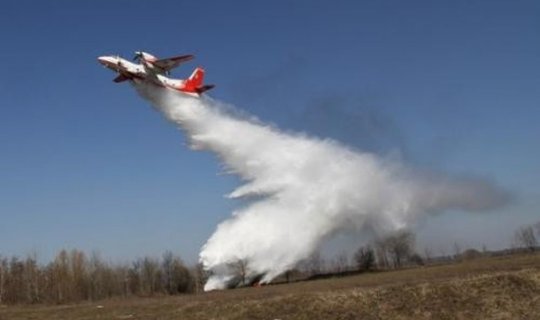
[1,253,539,320]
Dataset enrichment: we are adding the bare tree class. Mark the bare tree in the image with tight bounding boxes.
[69,250,88,301]
[0,257,7,304]
[385,231,415,268]
[162,252,193,294]
[191,263,208,293]
[233,259,249,286]
[88,252,105,300]
[374,240,390,269]
[162,251,175,294]
[514,225,538,252]
[140,257,160,296]
[51,250,72,303]
[173,262,193,293]
[128,260,141,295]
[23,254,40,303]
[6,257,26,303]
[354,246,375,271]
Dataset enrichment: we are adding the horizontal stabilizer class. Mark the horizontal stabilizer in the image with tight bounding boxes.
[113,74,129,83]
[196,84,215,94]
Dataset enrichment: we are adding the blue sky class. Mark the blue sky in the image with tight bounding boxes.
[1,0,539,263]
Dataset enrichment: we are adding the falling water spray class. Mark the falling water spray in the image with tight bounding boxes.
[135,83,508,291]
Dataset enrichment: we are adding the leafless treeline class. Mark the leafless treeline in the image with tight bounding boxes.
[292,221,540,281]
[0,250,206,305]
[2,223,538,303]
[299,230,422,277]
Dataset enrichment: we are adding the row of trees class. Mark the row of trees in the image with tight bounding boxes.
[0,250,205,305]
[294,230,421,279]
[2,223,538,304]
[296,221,540,279]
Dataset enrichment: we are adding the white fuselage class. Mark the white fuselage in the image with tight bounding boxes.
[97,56,188,91]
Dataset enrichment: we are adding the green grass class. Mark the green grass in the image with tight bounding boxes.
[1,253,539,320]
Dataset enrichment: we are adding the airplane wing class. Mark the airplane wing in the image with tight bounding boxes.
[151,54,194,72]
[113,74,130,83]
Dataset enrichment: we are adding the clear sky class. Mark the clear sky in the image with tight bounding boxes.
[1,0,539,263]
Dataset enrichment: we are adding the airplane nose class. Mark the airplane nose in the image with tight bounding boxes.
[98,56,117,67]
[97,56,108,65]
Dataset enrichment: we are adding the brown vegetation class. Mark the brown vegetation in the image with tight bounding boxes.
[1,222,539,318]
[1,253,539,320]
[0,250,196,305]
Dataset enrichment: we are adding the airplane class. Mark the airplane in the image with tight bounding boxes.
[97,51,215,97]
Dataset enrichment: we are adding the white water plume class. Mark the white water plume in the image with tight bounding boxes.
[134,83,508,291]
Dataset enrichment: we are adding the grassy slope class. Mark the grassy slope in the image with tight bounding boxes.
[1,254,539,320]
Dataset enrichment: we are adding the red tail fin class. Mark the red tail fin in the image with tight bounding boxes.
[183,67,215,94]
[187,67,205,87]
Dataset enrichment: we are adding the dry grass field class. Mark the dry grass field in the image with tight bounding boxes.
[1,253,539,320]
